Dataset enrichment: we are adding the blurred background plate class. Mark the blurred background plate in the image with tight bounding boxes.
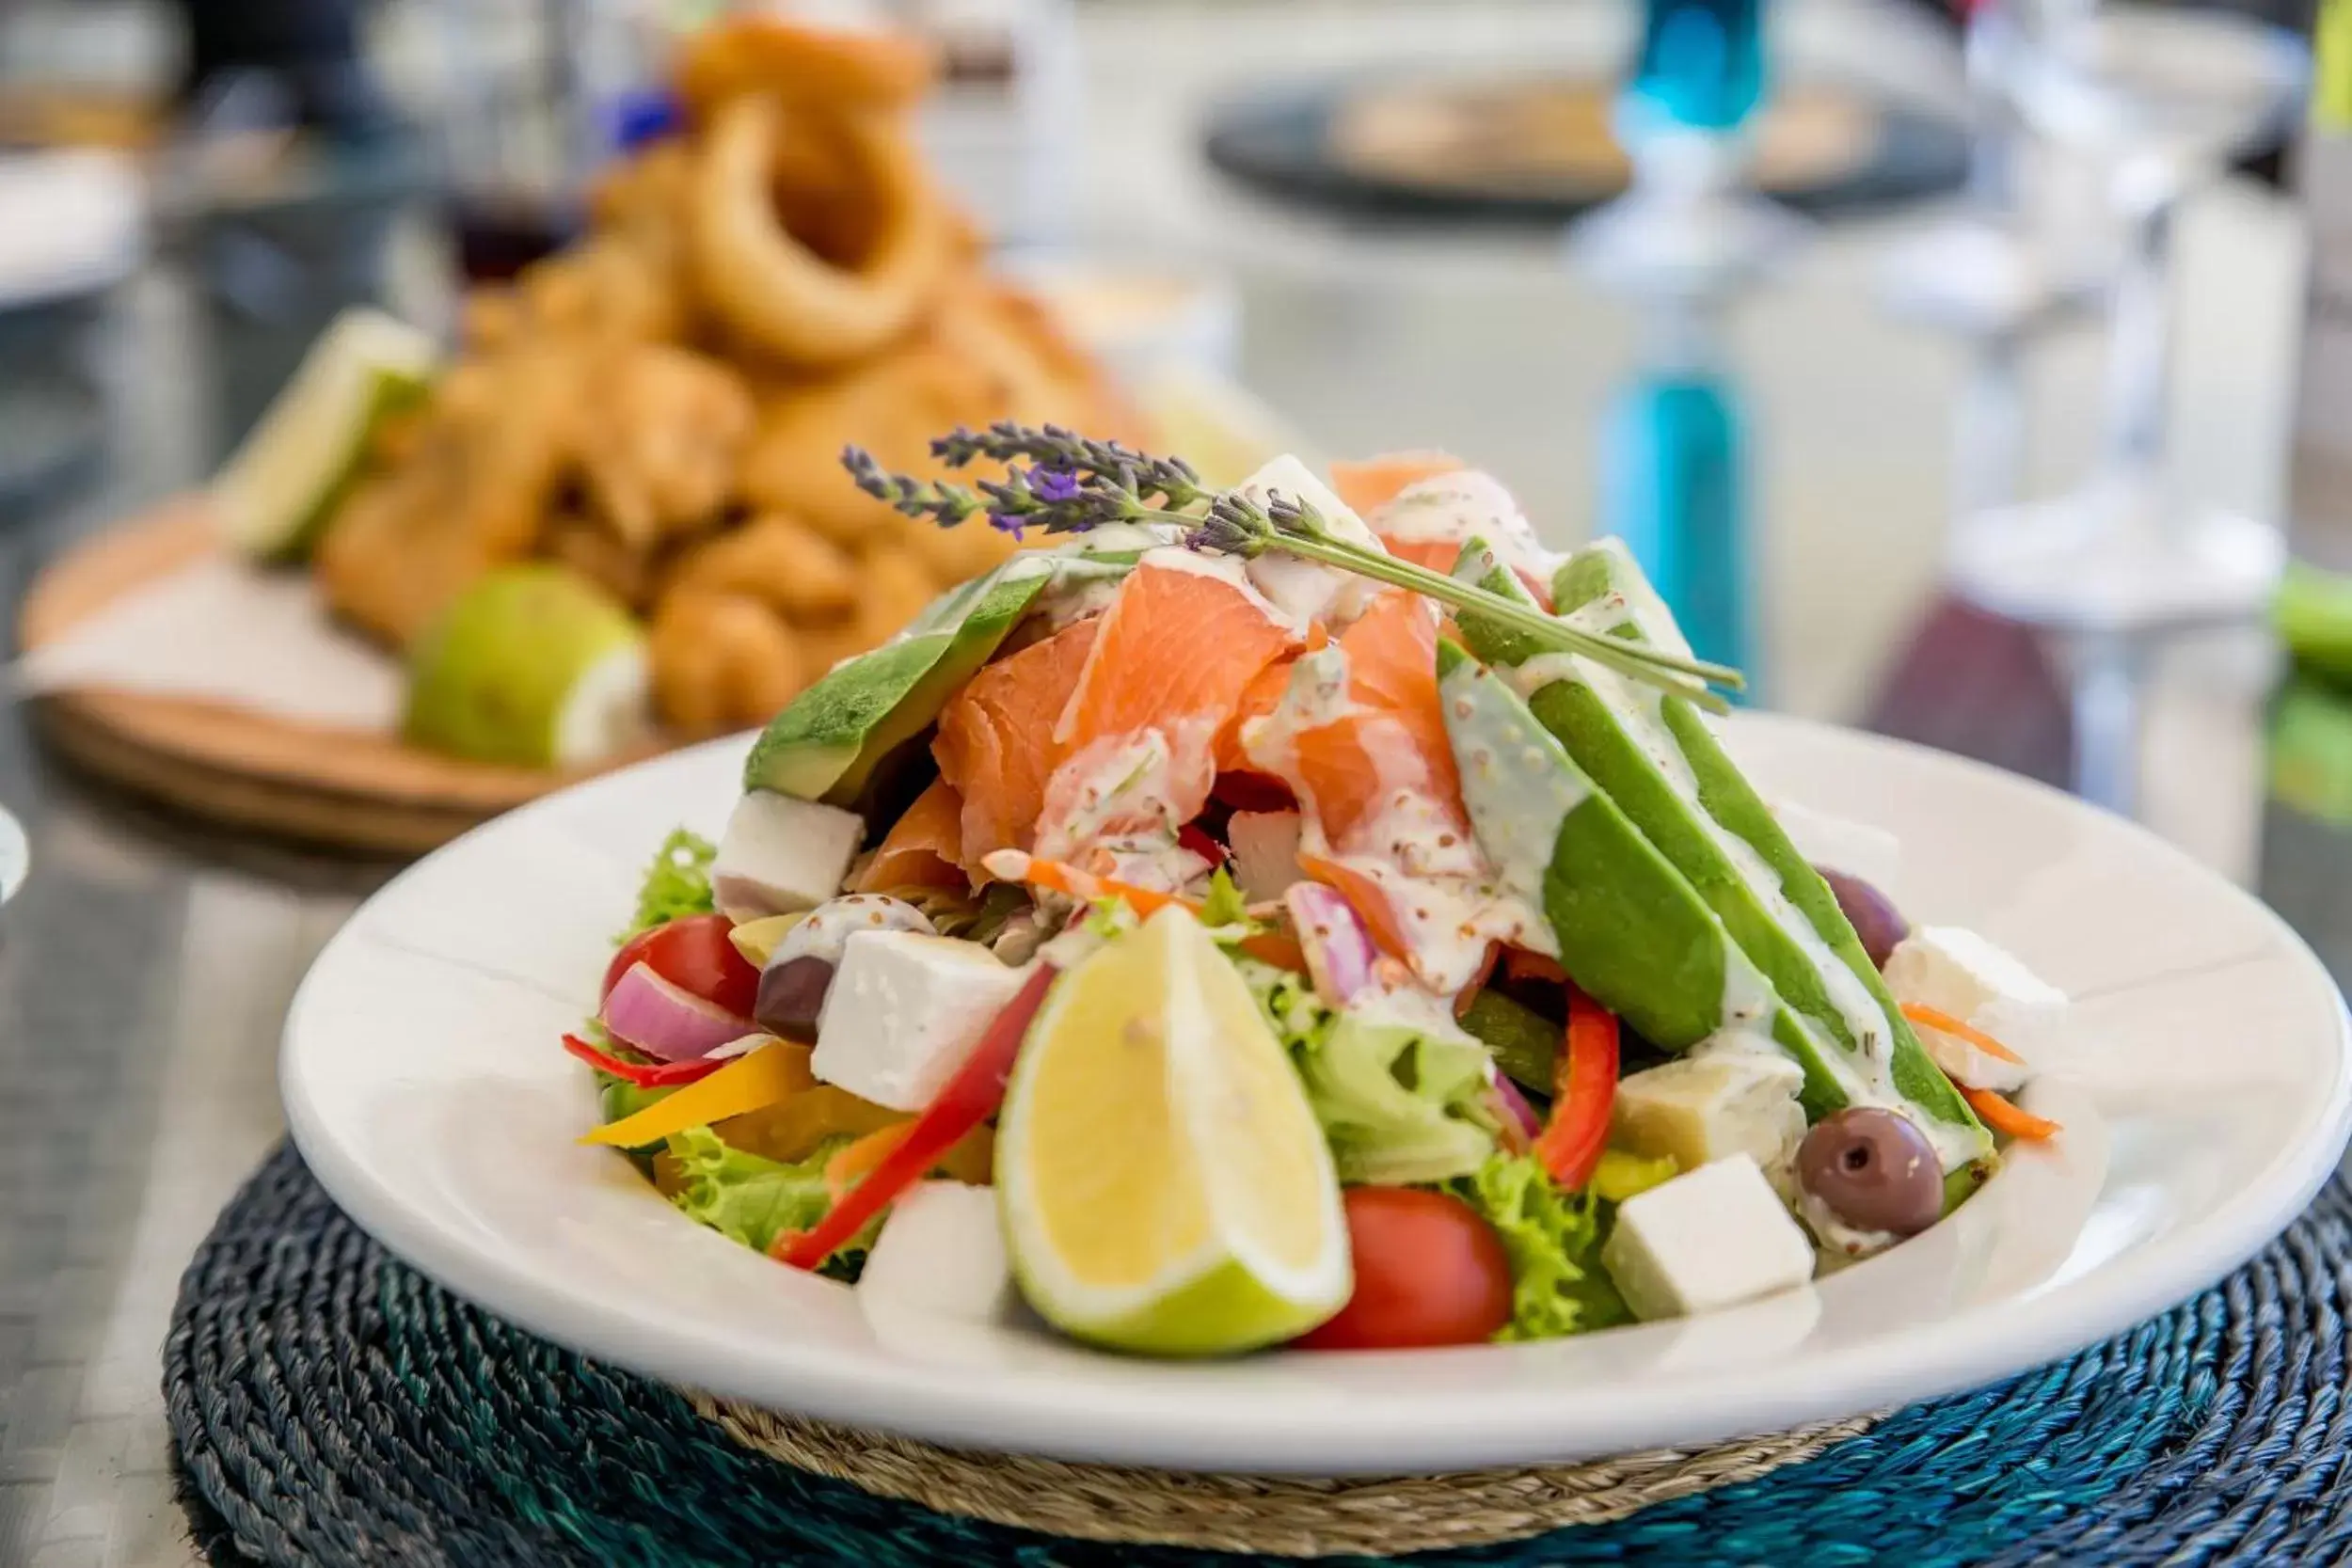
[1204,71,1970,223]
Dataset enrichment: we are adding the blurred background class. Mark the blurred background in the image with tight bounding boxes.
[0,0,2341,908]
[0,1,2346,1558]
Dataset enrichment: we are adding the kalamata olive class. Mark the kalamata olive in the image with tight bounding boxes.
[772,894,934,969]
[1795,1107,1943,1238]
[1820,868,1908,971]
[755,955,836,1039]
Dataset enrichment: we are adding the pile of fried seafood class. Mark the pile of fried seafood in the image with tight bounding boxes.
[316,17,1138,737]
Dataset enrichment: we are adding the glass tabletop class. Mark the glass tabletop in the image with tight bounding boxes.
[0,3,2309,1562]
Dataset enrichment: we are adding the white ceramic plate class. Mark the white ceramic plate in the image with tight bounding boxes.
[281,717,2352,1476]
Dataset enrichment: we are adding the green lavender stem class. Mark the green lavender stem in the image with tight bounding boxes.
[1270,533,1740,710]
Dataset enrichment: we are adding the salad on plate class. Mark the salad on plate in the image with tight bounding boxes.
[567,427,2069,1355]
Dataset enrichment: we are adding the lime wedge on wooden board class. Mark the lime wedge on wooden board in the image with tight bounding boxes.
[213,307,437,563]
[401,565,649,769]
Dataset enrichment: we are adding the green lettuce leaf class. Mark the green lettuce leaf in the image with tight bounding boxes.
[1243,962,1502,1184]
[621,828,716,941]
[661,1129,876,1282]
[1450,1153,1629,1340]
[1199,865,1249,929]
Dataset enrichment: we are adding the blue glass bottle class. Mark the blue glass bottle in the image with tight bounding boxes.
[1624,0,1766,135]
[1599,305,1756,693]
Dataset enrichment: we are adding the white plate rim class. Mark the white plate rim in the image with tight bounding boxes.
[280,715,2352,1475]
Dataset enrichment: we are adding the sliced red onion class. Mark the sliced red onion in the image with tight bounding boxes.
[1285,881,1378,1007]
[1486,1065,1543,1148]
[601,961,755,1062]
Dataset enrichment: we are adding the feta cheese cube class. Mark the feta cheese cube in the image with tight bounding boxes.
[1601,1155,1816,1321]
[1234,455,1385,626]
[857,1181,1012,1320]
[1611,1051,1806,1173]
[710,789,864,922]
[1771,798,1900,892]
[1883,926,2064,1088]
[814,932,1030,1111]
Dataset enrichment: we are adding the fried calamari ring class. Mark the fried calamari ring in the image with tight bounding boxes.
[666,513,861,621]
[674,18,937,120]
[687,94,950,369]
[649,586,809,737]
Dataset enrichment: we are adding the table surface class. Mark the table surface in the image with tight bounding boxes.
[0,4,2318,1564]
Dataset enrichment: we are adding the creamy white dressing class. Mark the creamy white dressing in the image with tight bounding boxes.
[1369,471,1570,588]
[1248,645,1537,995]
[1441,658,1584,962]
[1035,724,1218,875]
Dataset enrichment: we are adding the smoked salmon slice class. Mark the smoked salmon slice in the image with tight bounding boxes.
[932,617,1099,874]
[1056,560,1299,752]
[1040,559,1299,852]
[853,777,968,893]
[1329,451,1465,517]
[1286,591,1463,847]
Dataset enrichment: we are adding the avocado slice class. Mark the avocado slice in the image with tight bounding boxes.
[1453,542,1988,1169]
[1438,638,1818,1062]
[740,543,1143,805]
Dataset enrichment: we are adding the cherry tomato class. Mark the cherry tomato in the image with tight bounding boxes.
[603,914,758,1018]
[1293,1187,1513,1350]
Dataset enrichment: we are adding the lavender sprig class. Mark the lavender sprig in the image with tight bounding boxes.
[842,425,1744,704]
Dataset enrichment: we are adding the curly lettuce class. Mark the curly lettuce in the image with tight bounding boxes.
[661,1128,874,1281]
[1243,962,1502,1184]
[1451,1153,1629,1340]
[621,828,716,941]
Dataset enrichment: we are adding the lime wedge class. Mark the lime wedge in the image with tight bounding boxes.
[213,307,439,563]
[402,565,650,769]
[998,905,1349,1354]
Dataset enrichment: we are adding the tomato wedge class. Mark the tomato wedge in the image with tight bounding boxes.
[604,913,759,1017]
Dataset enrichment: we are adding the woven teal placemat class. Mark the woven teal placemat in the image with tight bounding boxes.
[167,1141,2352,1565]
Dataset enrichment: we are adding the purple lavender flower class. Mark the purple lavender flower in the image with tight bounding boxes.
[987,512,1028,540]
[1026,465,1082,504]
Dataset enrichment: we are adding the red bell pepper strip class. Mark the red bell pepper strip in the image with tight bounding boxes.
[1531,987,1619,1190]
[562,1032,730,1088]
[772,961,1060,1269]
[1503,949,1568,985]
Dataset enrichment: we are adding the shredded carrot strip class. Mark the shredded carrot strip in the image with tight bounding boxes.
[1900,1003,2024,1064]
[1960,1085,2062,1140]
[993,851,1306,972]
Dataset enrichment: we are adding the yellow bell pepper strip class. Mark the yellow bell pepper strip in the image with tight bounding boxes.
[1532,987,1619,1190]
[772,962,1057,1269]
[582,1039,815,1148]
[713,1085,907,1166]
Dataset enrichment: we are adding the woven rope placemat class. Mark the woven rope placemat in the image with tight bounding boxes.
[169,1141,2352,1566]
[691,1398,1873,1555]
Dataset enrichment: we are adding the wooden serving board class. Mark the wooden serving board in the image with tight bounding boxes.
[19,499,649,857]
